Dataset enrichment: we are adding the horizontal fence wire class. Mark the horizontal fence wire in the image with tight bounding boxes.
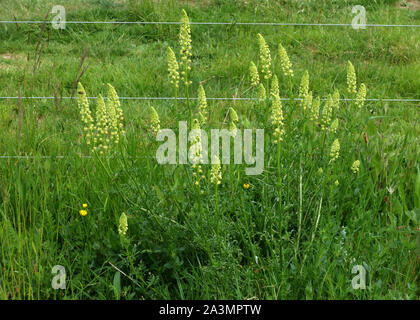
[0,97,419,103]
[1,21,420,27]
[0,155,151,159]
[0,18,418,160]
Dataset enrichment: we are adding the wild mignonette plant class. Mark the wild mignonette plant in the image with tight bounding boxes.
[77,82,125,155]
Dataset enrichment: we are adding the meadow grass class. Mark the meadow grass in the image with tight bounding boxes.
[0,0,419,299]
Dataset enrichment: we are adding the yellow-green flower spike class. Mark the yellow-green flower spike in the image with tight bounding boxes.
[228,107,238,137]
[197,84,208,119]
[95,94,109,154]
[257,83,266,103]
[351,160,360,174]
[210,156,222,185]
[298,70,309,108]
[179,9,192,85]
[321,94,333,131]
[303,91,313,113]
[249,61,260,87]
[167,46,180,89]
[118,212,128,236]
[347,61,357,94]
[271,94,285,143]
[355,83,367,108]
[330,118,339,134]
[310,96,320,122]
[149,106,160,135]
[77,82,94,144]
[330,139,340,162]
[198,112,206,126]
[257,34,272,80]
[229,107,238,123]
[270,74,279,97]
[106,84,125,144]
[278,43,293,78]
[191,119,204,186]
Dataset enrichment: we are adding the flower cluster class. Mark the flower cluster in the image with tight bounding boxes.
[278,43,293,78]
[93,95,110,154]
[106,83,125,144]
[347,61,357,94]
[197,84,208,121]
[302,91,313,113]
[330,118,339,134]
[118,212,128,236]
[149,106,160,135]
[167,46,180,89]
[210,156,222,185]
[330,139,340,162]
[321,94,333,131]
[258,83,266,102]
[249,61,260,87]
[77,83,125,153]
[228,107,239,136]
[271,94,285,143]
[298,70,309,108]
[257,34,272,80]
[310,96,320,122]
[191,119,205,187]
[355,83,367,108]
[351,160,360,174]
[179,9,192,86]
[77,83,94,144]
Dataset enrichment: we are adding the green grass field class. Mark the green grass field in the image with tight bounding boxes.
[0,0,419,299]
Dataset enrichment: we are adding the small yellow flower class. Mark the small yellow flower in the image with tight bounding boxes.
[243,183,250,190]
[79,209,88,216]
[334,180,339,186]
[82,203,88,208]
